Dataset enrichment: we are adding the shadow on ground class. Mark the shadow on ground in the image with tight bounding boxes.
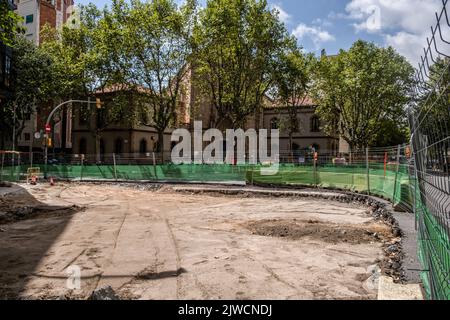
[0,184,82,299]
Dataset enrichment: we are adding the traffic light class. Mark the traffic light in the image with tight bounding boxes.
[47,138,52,147]
[96,98,103,109]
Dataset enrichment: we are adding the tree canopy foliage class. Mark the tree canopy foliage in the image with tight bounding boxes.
[312,40,415,149]
[193,0,294,129]
[0,1,23,47]
[273,48,316,152]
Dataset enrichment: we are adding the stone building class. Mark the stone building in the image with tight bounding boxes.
[260,98,340,156]
[71,86,182,158]
[69,74,339,162]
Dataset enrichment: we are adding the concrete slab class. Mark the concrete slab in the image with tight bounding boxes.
[378,276,423,300]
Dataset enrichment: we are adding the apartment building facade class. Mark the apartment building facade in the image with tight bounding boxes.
[0,0,16,148]
[14,0,74,44]
[13,0,74,152]
[0,0,15,103]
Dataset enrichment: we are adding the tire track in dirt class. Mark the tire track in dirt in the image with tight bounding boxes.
[91,195,131,293]
[58,186,113,207]
[170,201,217,300]
[165,203,183,300]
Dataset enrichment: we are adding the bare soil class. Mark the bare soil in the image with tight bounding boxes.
[0,191,80,225]
[0,183,396,300]
[245,219,392,244]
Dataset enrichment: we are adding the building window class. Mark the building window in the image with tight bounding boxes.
[114,138,123,155]
[311,116,321,133]
[139,139,147,154]
[24,133,31,141]
[25,14,34,24]
[79,138,87,155]
[270,117,279,130]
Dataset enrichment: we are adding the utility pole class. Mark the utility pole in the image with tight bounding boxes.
[44,99,103,178]
[12,103,17,166]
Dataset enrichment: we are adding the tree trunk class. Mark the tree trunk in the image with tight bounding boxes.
[157,130,165,163]
[289,132,294,164]
[95,133,101,164]
[348,141,354,165]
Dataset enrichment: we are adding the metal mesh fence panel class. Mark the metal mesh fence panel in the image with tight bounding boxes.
[408,0,450,300]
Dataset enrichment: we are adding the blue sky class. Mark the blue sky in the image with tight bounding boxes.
[76,0,444,65]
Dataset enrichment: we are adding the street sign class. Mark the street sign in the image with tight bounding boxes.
[34,132,41,139]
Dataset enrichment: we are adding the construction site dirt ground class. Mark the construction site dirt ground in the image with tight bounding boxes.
[0,183,397,300]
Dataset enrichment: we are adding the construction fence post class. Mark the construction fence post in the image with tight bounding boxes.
[152,152,157,179]
[80,154,84,181]
[1,153,4,182]
[366,147,370,195]
[113,153,118,181]
[314,152,318,187]
[16,153,21,182]
[393,145,401,202]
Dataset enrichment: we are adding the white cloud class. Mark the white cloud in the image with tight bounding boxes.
[292,23,336,48]
[312,18,333,28]
[384,32,425,66]
[271,4,291,24]
[344,0,445,65]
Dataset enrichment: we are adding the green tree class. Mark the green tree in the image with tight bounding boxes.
[312,40,414,150]
[0,36,54,149]
[193,0,293,129]
[274,48,315,156]
[40,2,135,160]
[370,119,409,147]
[0,0,23,47]
[127,0,196,156]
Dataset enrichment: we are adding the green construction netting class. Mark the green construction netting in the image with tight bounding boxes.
[1,163,412,205]
[414,188,450,300]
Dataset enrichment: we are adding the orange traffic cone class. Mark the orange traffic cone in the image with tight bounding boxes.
[49,177,55,186]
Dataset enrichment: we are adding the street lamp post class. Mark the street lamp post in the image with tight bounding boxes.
[44,99,101,178]
[12,102,16,166]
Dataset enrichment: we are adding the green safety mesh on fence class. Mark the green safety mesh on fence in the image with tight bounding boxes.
[1,163,413,206]
[0,164,249,183]
[414,183,450,300]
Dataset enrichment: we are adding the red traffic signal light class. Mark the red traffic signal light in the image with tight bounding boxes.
[45,124,51,134]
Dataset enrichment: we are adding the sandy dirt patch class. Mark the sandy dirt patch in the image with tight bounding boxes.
[0,183,393,300]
